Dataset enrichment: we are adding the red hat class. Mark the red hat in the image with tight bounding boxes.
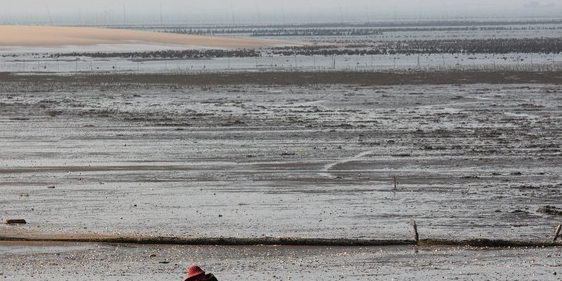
[185,265,205,281]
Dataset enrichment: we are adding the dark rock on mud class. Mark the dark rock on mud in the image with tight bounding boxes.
[3,219,27,225]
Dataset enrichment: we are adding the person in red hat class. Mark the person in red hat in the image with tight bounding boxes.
[184,264,218,281]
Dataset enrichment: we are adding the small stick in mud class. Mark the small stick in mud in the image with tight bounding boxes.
[393,176,397,195]
[411,220,419,243]
[553,224,562,242]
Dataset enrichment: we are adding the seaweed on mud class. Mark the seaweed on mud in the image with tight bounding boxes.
[537,205,562,216]
[515,185,541,190]
[45,110,63,117]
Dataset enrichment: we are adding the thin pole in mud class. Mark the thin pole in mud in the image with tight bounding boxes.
[393,176,397,193]
[412,220,419,242]
[553,224,562,242]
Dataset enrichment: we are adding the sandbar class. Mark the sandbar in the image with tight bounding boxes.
[0,25,292,50]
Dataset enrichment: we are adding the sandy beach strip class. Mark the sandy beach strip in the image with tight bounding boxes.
[0,25,293,49]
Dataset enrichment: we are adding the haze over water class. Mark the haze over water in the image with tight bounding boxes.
[0,0,561,25]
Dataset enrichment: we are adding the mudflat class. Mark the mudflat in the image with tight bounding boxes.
[1,241,561,280]
[1,70,562,280]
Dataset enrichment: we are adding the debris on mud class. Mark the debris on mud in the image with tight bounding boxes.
[3,219,27,225]
[538,206,562,216]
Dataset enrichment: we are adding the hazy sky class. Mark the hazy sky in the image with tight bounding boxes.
[0,0,537,12]
[0,0,559,24]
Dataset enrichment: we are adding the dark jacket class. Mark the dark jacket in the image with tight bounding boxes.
[186,273,218,281]
[204,274,218,281]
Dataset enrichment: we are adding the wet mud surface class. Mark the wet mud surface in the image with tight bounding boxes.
[1,241,562,281]
[1,72,562,279]
[1,74,561,241]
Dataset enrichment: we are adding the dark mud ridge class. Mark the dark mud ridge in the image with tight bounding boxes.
[1,235,561,248]
[2,69,562,85]
[0,235,413,246]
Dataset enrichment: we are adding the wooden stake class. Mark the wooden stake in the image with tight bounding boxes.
[554,224,562,242]
[393,176,397,191]
[412,220,419,243]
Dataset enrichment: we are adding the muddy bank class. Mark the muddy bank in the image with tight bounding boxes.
[2,69,562,85]
[2,233,562,248]
[0,234,414,246]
